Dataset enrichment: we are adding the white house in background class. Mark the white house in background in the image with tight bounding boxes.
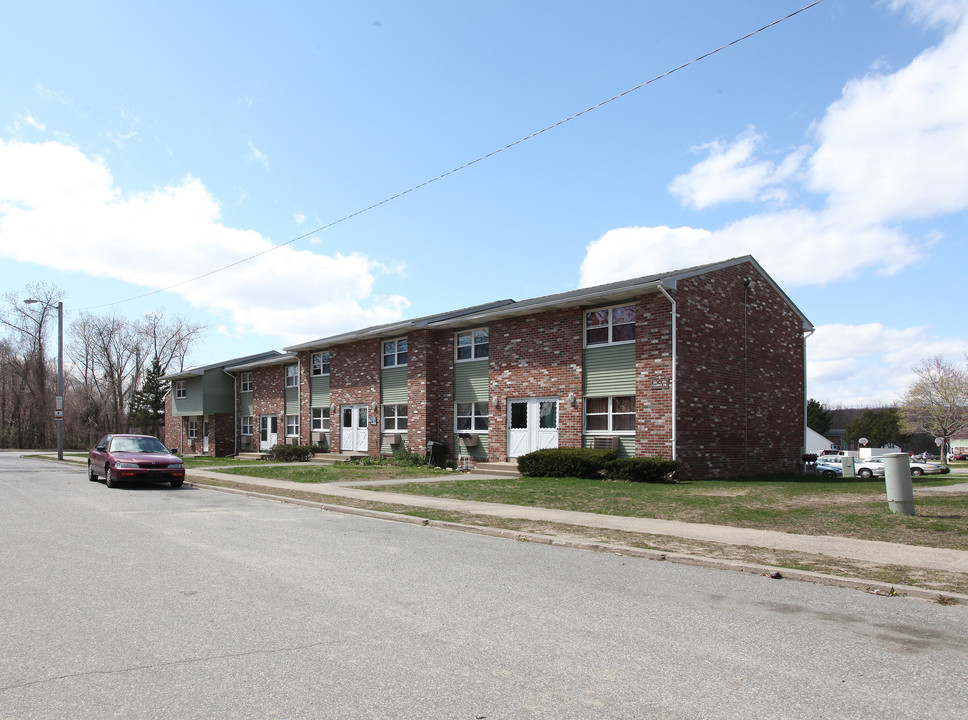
[806,427,836,455]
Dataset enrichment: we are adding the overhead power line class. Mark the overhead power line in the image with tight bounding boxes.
[86,0,826,310]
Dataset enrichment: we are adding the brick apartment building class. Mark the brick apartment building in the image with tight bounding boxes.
[164,256,812,479]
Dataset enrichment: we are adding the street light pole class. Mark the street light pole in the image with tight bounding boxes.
[56,301,63,461]
[24,298,64,460]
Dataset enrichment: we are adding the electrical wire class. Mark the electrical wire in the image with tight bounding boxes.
[83,0,826,311]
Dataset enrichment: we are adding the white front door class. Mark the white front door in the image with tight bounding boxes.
[260,416,278,451]
[507,398,559,458]
[340,405,369,453]
[202,419,210,454]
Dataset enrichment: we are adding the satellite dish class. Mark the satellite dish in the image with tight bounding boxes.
[859,437,868,446]
[935,437,944,447]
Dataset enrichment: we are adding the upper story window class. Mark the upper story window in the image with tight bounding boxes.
[585,304,636,346]
[456,328,489,361]
[285,365,298,388]
[240,372,253,392]
[311,351,331,376]
[383,338,408,367]
[175,381,187,399]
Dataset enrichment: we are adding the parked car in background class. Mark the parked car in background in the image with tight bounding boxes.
[814,459,844,477]
[814,455,885,479]
[906,460,950,476]
[951,453,968,461]
[88,434,186,488]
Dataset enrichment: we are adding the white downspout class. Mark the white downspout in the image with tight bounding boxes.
[802,328,815,462]
[657,285,677,460]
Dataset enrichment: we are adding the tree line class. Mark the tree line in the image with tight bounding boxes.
[808,355,968,458]
[0,282,204,450]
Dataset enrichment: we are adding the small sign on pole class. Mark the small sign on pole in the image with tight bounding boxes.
[54,409,63,420]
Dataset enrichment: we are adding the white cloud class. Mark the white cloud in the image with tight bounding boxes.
[246,139,269,169]
[0,138,408,341]
[581,1,968,289]
[12,114,45,132]
[668,128,807,209]
[806,322,968,406]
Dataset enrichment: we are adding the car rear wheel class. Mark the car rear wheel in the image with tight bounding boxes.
[821,469,836,477]
[170,478,183,488]
[88,463,98,481]
[105,467,117,488]
[911,467,924,476]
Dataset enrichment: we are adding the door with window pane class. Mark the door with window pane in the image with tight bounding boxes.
[507,398,558,458]
[340,404,368,453]
[259,416,278,451]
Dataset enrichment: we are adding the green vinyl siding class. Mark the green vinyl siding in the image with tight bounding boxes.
[240,394,253,416]
[582,435,634,458]
[454,360,488,402]
[285,387,299,415]
[380,434,408,455]
[382,366,408,404]
[171,376,204,416]
[202,371,235,414]
[583,344,635,396]
[310,375,330,407]
[456,434,488,460]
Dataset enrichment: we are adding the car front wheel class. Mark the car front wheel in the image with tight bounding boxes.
[88,463,98,481]
[858,468,873,479]
[911,467,924,476]
[105,467,117,488]
[822,469,836,477]
[170,478,183,488]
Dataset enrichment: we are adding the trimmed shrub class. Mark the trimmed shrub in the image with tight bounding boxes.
[517,448,617,479]
[604,457,679,483]
[270,444,313,462]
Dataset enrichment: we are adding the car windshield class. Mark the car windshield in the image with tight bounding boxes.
[110,436,169,454]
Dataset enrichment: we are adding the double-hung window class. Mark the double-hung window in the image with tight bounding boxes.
[383,338,408,367]
[585,304,636,346]
[175,381,187,399]
[285,365,298,388]
[240,373,253,392]
[311,351,330,376]
[187,420,198,438]
[584,396,635,433]
[241,416,254,436]
[455,328,489,361]
[285,414,299,437]
[311,407,330,431]
[382,404,408,431]
[456,402,488,432]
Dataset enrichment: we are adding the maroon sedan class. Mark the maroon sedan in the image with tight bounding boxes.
[88,434,186,488]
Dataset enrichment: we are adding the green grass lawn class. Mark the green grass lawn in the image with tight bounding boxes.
[354,474,968,551]
[201,461,454,483]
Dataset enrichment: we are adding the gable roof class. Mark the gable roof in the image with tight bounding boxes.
[161,350,285,381]
[284,255,811,353]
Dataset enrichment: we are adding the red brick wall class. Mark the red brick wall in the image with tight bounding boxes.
[488,309,584,461]
[329,340,381,455]
[635,293,675,458]
[675,262,805,478]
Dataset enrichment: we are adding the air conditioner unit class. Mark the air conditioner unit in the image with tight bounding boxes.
[387,433,401,445]
[311,432,323,443]
[592,436,621,451]
[460,434,479,448]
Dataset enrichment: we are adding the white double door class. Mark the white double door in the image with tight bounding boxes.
[341,404,369,453]
[507,398,559,458]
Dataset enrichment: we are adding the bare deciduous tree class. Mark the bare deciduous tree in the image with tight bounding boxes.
[899,355,968,462]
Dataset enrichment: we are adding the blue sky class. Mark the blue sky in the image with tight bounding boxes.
[2,0,966,407]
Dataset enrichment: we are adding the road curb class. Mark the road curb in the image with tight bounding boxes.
[187,480,968,606]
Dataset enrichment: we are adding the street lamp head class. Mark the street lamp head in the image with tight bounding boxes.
[24,298,40,304]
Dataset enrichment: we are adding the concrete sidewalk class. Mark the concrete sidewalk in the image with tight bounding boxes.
[187,468,968,576]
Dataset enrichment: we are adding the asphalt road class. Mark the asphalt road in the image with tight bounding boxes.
[2,453,967,720]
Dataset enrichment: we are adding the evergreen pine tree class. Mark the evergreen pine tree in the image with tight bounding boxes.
[129,356,169,438]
